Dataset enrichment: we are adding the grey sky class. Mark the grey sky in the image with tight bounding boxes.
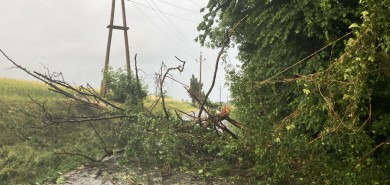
[0,0,238,101]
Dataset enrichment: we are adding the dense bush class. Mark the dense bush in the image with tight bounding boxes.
[104,67,147,105]
[198,0,390,183]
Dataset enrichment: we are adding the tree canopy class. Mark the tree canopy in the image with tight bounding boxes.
[198,0,390,183]
[188,74,203,105]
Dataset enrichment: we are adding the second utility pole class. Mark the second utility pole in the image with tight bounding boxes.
[197,52,204,101]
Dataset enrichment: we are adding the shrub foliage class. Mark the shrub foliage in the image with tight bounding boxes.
[196,0,390,183]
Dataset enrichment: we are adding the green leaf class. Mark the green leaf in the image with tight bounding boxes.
[368,56,375,62]
[347,38,356,47]
[286,124,295,131]
[349,23,360,29]
[303,89,310,95]
[343,94,351,100]
[361,11,369,17]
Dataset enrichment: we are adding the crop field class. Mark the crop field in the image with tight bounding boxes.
[0,77,62,100]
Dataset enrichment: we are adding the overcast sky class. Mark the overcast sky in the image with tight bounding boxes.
[0,0,238,102]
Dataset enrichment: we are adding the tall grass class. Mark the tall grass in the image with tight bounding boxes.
[0,77,109,184]
[0,77,61,101]
[144,95,197,114]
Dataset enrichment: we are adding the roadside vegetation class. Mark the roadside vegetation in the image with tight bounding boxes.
[0,78,107,184]
[1,0,389,184]
[197,0,390,183]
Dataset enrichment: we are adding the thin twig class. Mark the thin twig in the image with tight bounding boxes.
[134,53,144,108]
[356,141,390,165]
[149,96,161,112]
[359,99,372,130]
[165,76,189,88]
[258,31,353,85]
[1,49,46,81]
[55,149,97,163]
[88,121,113,158]
[159,58,186,119]
[50,115,131,124]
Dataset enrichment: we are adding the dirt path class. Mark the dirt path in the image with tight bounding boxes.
[45,155,230,185]
[46,155,161,185]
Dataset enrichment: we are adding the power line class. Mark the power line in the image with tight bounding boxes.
[128,0,199,23]
[154,0,200,14]
[129,0,201,59]
[145,0,198,57]
[187,0,203,8]
[132,2,193,57]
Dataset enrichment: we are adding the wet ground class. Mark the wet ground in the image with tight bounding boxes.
[45,155,231,185]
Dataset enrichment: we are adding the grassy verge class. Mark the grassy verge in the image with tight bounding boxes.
[0,78,111,184]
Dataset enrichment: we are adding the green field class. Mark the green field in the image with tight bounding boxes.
[0,77,62,100]
[144,95,197,114]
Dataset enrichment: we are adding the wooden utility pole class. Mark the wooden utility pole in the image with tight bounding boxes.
[227,95,229,106]
[196,52,204,101]
[100,0,131,96]
[219,85,222,106]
